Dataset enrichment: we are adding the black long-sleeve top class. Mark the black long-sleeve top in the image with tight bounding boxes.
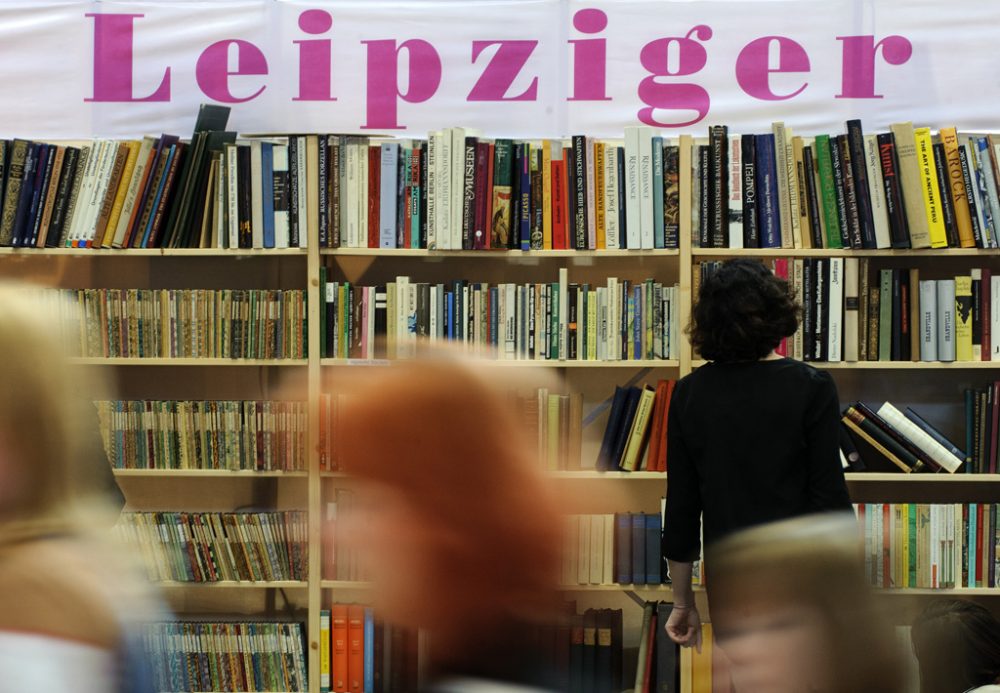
[662,358,852,562]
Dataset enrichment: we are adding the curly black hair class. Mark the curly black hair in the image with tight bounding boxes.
[689,258,800,362]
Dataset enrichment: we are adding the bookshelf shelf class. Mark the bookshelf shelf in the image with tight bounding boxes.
[558,584,674,592]
[692,248,1000,258]
[320,248,680,258]
[154,581,308,589]
[846,473,1000,483]
[112,469,308,478]
[320,580,374,590]
[547,471,665,480]
[71,357,307,366]
[692,359,1000,370]
[320,358,679,369]
[0,247,308,257]
[875,588,1000,596]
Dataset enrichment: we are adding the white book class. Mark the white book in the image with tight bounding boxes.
[972,269,983,360]
[828,257,844,362]
[728,135,743,249]
[577,514,590,584]
[877,401,963,473]
[605,143,620,249]
[112,135,156,248]
[783,124,802,248]
[429,287,438,342]
[426,131,438,249]
[226,144,239,249]
[357,140,367,250]
[919,280,938,361]
[992,275,1000,361]
[772,122,794,249]
[344,140,358,248]
[213,157,226,248]
[67,138,100,245]
[844,259,862,363]
[450,127,465,251]
[638,126,655,249]
[624,126,641,249]
[394,275,408,358]
[75,138,111,245]
[937,279,956,362]
[562,516,577,586]
[864,134,892,249]
[586,137,597,249]
[250,139,264,249]
[559,267,569,361]
[272,144,290,249]
[437,129,451,250]
[603,514,614,585]
[589,514,603,585]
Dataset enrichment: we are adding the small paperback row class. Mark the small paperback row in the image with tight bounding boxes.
[841,401,964,474]
[516,389,584,472]
[968,382,1000,474]
[562,512,665,587]
[114,511,307,583]
[319,605,421,693]
[596,381,674,472]
[855,503,1000,590]
[46,288,307,359]
[143,620,307,693]
[323,490,364,583]
[96,400,307,472]
[696,121,1000,250]
[321,270,680,362]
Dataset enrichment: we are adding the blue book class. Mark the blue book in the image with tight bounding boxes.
[364,607,375,693]
[25,143,51,247]
[140,143,177,248]
[755,133,781,248]
[610,386,641,470]
[645,513,662,583]
[10,143,37,247]
[489,285,499,349]
[632,285,642,359]
[597,386,629,471]
[615,513,632,583]
[379,142,398,248]
[261,142,275,249]
[652,136,665,249]
[631,513,646,585]
[411,144,422,248]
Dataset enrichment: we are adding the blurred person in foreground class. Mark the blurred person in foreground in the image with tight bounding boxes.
[0,283,158,693]
[662,258,853,648]
[706,513,903,693]
[912,599,1000,693]
[337,350,565,692]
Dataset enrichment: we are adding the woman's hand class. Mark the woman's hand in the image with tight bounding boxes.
[665,604,703,652]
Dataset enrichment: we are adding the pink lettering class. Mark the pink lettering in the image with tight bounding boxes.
[196,39,268,104]
[837,35,912,99]
[86,13,170,102]
[637,25,712,128]
[736,36,810,101]
[568,8,611,102]
[468,41,538,102]
[294,9,335,101]
[362,39,442,130]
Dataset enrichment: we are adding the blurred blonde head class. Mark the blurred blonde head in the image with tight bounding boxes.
[337,347,563,656]
[706,513,902,693]
[0,282,111,539]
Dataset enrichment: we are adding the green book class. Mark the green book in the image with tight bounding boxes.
[814,134,843,249]
[879,269,892,361]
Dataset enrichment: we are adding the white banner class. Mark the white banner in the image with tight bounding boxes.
[0,0,995,138]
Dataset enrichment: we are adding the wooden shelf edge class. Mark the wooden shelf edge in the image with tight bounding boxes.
[692,359,1000,370]
[558,584,674,592]
[320,249,680,258]
[875,588,1000,595]
[113,470,308,478]
[0,248,308,257]
[320,581,374,589]
[846,473,1000,482]
[154,581,307,588]
[320,358,679,369]
[71,358,307,366]
[692,248,998,258]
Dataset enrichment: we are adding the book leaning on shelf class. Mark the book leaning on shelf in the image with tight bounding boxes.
[595,380,674,472]
[692,119,1000,250]
[841,400,964,473]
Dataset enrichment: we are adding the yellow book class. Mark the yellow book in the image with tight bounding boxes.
[620,384,656,471]
[691,623,713,693]
[913,127,948,248]
[320,610,331,691]
[955,275,973,361]
[542,140,552,249]
[680,643,693,693]
[940,127,977,248]
[792,136,812,248]
[594,142,606,249]
[101,140,141,248]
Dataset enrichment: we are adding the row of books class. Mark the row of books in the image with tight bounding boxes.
[48,288,307,359]
[597,381,674,472]
[841,401,964,473]
[562,512,665,587]
[321,270,680,362]
[319,606,420,693]
[114,511,307,583]
[95,400,307,472]
[143,621,307,693]
[520,389,584,472]
[967,382,1000,474]
[855,503,1000,589]
[695,121,1000,250]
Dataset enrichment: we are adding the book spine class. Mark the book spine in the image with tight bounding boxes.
[830,135,855,249]
[741,134,758,247]
[755,134,780,248]
[957,142,984,247]
[380,142,398,249]
[519,142,531,250]
[956,275,973,361]
[624,127,640,249]
[814,134,842,249]
[940,127,977,248]
[652,137,665,249]
[572,135,588,250]
[890,122,931,249]
[975,137,1000,248]
[914,127,948,248]
[938,279,956,362]
[876,132,910,249]
[919,280,938,361]
[728,135,743,249]
[847,119,877,248]
[709,124,728,248]
[932,141,958,248]
[772,122,793,248]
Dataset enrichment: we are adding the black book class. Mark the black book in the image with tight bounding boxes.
[663,144,680,248]
[610,608,623,693]
[958,144,983,248]
[318,134,329,248]
[572,135,588,250]
[374,285,388,358]
[890,268,903,361]
[616,147,627,247]
[595,609,613,693]
[568,283,578,360]
[837,135,864,249]
[396,142,407,249]
[803,260,816,361]
[45,146,80,247]
[817,258,830,361]
[846,119,877,248]
[708,125,728,248]
[193,103,231,133]
[518,142,531,250]
[802,145,824,248]
[569,612,584,693]
[655,602,680,692]
[419,141,428,248]
[932,141,958,247]
[854,401,937,471]
[10,142,38,247]
[828,136,852,249]
[876,132,911,249]
[236,144,253,248]
[838,425,866,472]
[741,134,759,247]
[416,283,429,337]
[582,609,597,693]
[178,130,237,248]
[0,139,9,223]
[698,145,710,247]
[843,405,922,473]
[610,386,642,470]
[462,136,477,250]
[26,143,54,247]
[162,130,206,247]
[287,136,300,248]
[511,143,523,250]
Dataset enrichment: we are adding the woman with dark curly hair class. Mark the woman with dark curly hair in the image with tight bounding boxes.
[661,258,852,651]
[912,599,1000,693]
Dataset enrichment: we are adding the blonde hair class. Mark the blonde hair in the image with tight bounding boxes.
[0,282,110,539]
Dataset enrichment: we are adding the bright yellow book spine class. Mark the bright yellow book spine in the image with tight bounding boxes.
[691,623,713,693]
[955,275,973,361]
[320,610,331,691]
[940,127,977,248]
[594,142,606,249]
[542,140,552,249]
[914,127,948,248]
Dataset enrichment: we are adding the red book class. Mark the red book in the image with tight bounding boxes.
[773,258,789,356]
[332,604,349,692]
[403,150,413,250]
[367,145,380,249]
[484,143,495,249]
[348,604,365,692]
[983,269,992,360]
[882,503,891,589]
[552,159,567,250]
[473,141,489,250]
[641,610,657,692]
[645,380,670,473]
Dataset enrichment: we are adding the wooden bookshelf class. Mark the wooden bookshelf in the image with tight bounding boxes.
[320,580,374,590]
[321,248,679,258]
[0,247,308,257]
[71,357,307,366]
[692,359,1000,370]
[155,581,308,589]
[692,248,1000,258]
[112,469,308,478]
[320,358,679,368]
